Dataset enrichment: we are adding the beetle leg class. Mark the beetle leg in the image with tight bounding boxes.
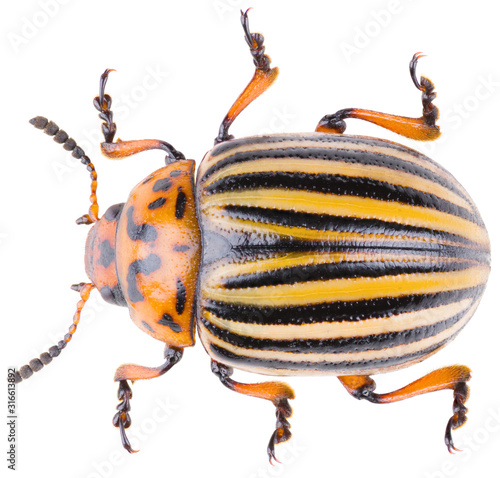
[214,9,279,144]
[338,365,471,453]
[94,69,185,165]
[211,360,294,464]
[112,346,183,453]
[316,53,440,141]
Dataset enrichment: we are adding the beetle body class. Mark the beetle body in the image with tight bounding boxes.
[196,133,490,376]
[87,130,489,377]
[14,10,491,462]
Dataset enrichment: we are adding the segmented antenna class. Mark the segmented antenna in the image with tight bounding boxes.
[29,116,100,224]
[14,283,95,383]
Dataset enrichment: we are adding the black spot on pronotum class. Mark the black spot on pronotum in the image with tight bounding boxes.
[86,230,97,276]
[176,277,186,315]
[142,174,155,185]
[153,178,173,192]
[141,321,155,333]
[126,206,158,242]
[104,203,124,221]
[158,313,182,333]
[175,189,187,219]
[170,170,182,177]
[173,244,190,252]
[148,197,167,210]
[98,240,115,268]
[126,254,162,303]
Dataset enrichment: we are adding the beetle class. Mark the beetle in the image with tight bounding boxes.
[13,9,490,463]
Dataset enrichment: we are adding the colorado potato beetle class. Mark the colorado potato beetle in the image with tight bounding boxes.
[13,9,490,463]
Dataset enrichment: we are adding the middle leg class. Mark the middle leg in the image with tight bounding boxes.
[211,360,294,463]
[214,9,279,144]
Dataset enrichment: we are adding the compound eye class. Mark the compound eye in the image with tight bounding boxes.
[99,285,127,306]
[104,203,125,221]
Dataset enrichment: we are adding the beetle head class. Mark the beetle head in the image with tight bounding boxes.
[85,203,127,306]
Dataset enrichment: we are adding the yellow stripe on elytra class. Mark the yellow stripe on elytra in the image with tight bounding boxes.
[198,305,475,365]
[203,266,490,307]
[199,133,472,202]
[202,157,474,214]
[201,298,473,340]
[203,251,479,288]
[201,189,488,246]
[202,213,486,252]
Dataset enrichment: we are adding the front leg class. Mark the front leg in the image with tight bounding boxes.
[211,360,294,463]
[112,345,183,453]
[316,53,440,141]
[94,69,185,164]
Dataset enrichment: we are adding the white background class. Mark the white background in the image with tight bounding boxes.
[1,1,499,478]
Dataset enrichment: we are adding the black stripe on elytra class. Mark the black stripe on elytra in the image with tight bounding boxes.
[209,134,458,186]
[220,242,491,265]
[126,206,158,242]
[97,240,115,268]
[175,189,186,219]
[220,259,477,289]
[176,277,186,314]
[104,203,124,221]
[222,206,478,247]
[203,286,482,325]
[200,305,471,354]
[209,338,454,372]
[126,254,162,303]
[148,197,167,210]
[153,178,173,192]
[201,145,471,207]
[174,244,190,252]
[158,313,182,332]
[205,171,478,224]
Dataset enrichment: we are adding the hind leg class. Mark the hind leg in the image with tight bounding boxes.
[338,365,471,452]
[316,53,440,141]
